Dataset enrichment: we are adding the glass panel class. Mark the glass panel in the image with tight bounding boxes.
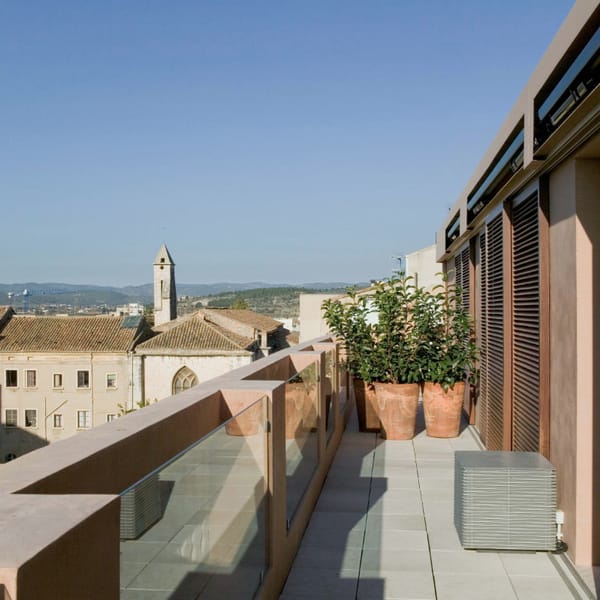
[324,351,336,443]
[285,362,319,524]
[120,397,267,599]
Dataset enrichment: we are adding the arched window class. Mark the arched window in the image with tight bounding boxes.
[172,367,198,395]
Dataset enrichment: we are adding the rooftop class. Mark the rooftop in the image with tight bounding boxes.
[0,314,151,353]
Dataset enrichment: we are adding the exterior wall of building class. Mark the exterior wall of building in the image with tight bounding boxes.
[299,293,341,342]
[434,1,600,566]
[404,244,443,290]
[0,353,131,461]
[142,354,254,402]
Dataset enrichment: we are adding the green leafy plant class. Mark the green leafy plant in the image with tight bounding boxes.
[322,288,377,382]
[322,275,421,384]
[412,280,477,390]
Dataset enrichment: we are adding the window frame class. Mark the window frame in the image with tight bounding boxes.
[52,373,64,389]
[76,409,91,429]
[106,373,117,389]
[106,414,117,423]
[77,370,90,389]
[5,370,18,388]
[24,409,38,428]
[24,369,37,389]
[53,413,63,429]
[4,409,17,427]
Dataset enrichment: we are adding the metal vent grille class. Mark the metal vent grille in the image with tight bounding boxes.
[454,451,556,551]
[120,474,162,540]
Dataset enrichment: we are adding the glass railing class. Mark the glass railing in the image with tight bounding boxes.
[324,350,336,443]
[285,361,319,524]
[119,397,268,599]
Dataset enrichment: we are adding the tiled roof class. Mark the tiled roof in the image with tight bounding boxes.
[137,314,254,353]
[0,315,149,353]
[204,309,282,332]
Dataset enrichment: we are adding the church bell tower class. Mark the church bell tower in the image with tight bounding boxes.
[153,244,177,326]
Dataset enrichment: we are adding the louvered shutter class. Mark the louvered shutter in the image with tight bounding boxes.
[512,194,540,452]
[477,214,504,450]
[454,247,470,312]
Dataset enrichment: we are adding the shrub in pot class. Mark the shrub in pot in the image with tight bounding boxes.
[322,290,380,432]
[413,281,477,438]
[369,276,420,440]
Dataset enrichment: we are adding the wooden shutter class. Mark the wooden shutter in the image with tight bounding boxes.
[455,247,470,312]
[512,194,540,452]
[478,214,504,450]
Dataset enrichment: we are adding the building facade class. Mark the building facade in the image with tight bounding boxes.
[436,1,600,566]
[0,312,153,461]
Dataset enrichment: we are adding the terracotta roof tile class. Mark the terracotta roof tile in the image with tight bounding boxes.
[137,314,254,353]
[204,309,282,332]
[0,315,148,353]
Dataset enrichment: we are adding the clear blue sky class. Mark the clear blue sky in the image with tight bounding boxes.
[1,1,573,286]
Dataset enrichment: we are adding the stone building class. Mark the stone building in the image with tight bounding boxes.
[0,310,153,461]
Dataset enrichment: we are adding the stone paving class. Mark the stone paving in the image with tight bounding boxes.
[280,406,595,600]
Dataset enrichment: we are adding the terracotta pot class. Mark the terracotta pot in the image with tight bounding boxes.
[373,383,419,440]
[225,402,262,436]
[285,382,307,439]
[422,382,466,438]
[354,378,380,432]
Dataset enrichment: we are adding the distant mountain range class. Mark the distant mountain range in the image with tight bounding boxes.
[0,281,366,308]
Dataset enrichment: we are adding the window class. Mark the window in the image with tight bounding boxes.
[5,370,17,388]
[77,370,90,388]
[25,409,37,428]
[172,367,198,395]
[77,410,91,429]
[53,413,63,428]
[106,414,117,422]
[106,373,117,389]
[25,369,36,388]
[53,373,63,389]
[5,409,17,427]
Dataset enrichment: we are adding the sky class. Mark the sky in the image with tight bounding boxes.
[1,1,574,286]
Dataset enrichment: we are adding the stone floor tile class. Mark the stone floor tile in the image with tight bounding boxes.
[435,572,518,600]
[281,567,358,598]
[292,544,362,571]
[364,528,429,551]
[431,549,505,575]
[499,552,563,577]
[360,548,431,573]
[509,575,575,600]
[357,570,435,599]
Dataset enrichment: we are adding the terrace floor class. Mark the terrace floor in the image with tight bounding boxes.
[280,406,596,600]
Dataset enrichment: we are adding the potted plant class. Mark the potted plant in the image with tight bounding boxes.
[413,281,477,438]
[369,276,420,440]
[323,275,421,440]
[322,290,380,432]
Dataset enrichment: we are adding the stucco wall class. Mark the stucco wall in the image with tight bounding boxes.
[549,156,600,565]
[0,353,130,461]
[405,244,443,291]
[299,293,341,342]
[142,354,254,402]
[549,159,579,559]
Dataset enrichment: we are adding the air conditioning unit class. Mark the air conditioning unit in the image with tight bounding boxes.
[120,473,162,540]
[454,451,557,551]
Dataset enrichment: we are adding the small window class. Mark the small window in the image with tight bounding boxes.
[25,370,36,388]
[106,373,117,389]
[77,410,91,429]
[25,409,37,428]
[106,414,117,422]
[5,409,17,427]
[53,413,63,429]
[77,370,90,389]
[53,373,63,389]
[5,370,17,388]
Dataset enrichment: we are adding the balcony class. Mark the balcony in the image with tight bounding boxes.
[0,338,595,599]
